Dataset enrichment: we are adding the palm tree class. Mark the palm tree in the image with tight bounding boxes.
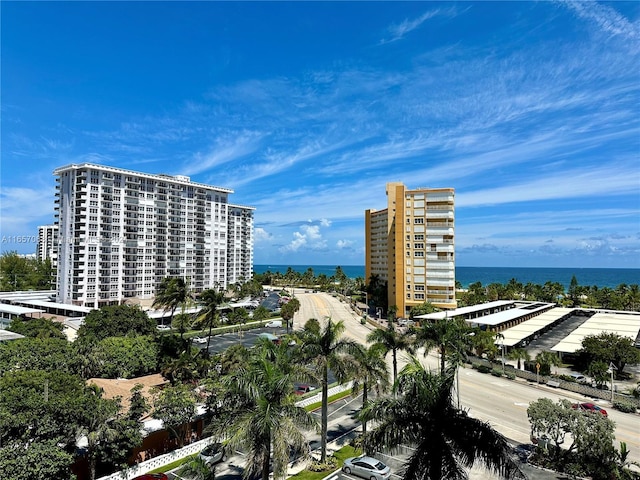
[81,386,122,480]
[281,297,300,333]
[415,316,472,374]
[508,348,530,370]
[535,350,561,376]
[299,318,359,463]
[176,455,216,480]
[196,287,226,353]
[153,277,190,326]
[360,357,525,480]
[208,347,317,480]
[367,323,414,385]
[350,343,390,435]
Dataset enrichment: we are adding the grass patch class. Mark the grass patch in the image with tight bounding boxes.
[289,445,361,480]
[147,453,197,473]
[305,389,352,412]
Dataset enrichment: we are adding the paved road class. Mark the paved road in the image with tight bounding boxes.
[180,291,639,479]
[292,291,640,476]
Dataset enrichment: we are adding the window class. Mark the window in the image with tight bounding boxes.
[414,218,424,224]
[414,234,424,240]
[414,251,424,257]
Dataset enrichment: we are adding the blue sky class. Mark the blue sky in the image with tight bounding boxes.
[2,1,639,269]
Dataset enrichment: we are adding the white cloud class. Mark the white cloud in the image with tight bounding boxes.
[382,9,452,44]
[254,227,272,243]
[562,1,640,42]
[336,239,353,249]
[280,222,328,253]
[0,187,56,252]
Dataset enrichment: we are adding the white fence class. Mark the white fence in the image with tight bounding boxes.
[97,437,215,480]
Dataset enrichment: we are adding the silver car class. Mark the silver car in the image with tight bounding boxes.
[198,442,226,465]
[342,455,391,480]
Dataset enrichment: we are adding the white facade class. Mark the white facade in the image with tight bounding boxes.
[53,163,254,307]
[37,224,59,264]
[227,204,255,285]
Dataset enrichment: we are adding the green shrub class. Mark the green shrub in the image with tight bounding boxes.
[307,456,337,472]
[491,369,503,377]
[557,374,575,382]
[506,372,516,380]
[613,400,637,413]
[473,364,492,374]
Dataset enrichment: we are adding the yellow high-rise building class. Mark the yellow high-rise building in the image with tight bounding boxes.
[365,182,456,317]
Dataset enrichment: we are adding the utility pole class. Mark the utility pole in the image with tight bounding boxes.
[607,362,617,403]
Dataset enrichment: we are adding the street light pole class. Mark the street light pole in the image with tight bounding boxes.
[608,362,617,403]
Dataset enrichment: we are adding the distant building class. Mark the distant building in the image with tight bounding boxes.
[365,182,456,317]
[53,163,254,308]
[36,224,59,287]
[37,224,59,263]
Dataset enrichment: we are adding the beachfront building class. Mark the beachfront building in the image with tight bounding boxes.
[53,163,254,308]
[365,182,456,317]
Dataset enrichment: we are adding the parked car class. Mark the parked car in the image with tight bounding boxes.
[342,456,391,480]
[569,373,587,383]
[397,318,415,327]
[156,324,171,331]
[192,336,207,344]
[264,320,283,328]
[132,474,169,480]
[572,402,608,416]
[198,442,226,465]
[294,384,316,395]
[257,332,281,345]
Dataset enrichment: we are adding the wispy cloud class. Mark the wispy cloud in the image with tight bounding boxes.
[381,8,458,44]
[561,1,640,42]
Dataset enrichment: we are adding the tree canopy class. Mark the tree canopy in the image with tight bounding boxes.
[577,332,640,375]
[76,305,156,346]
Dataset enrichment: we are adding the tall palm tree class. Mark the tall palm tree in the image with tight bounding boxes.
[299,318,359,463]
[196,287,226,353]
[360,357,525,480]
[508,348,530,370]
[350,343,390,435]
[281,297,300,333]
[208,347,317,480]
[367,323,414,385]
[153,277,190,326]
[415,316,472,374]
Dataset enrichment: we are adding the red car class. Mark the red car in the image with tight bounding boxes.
[572,402,608,417]
[294,384,316,395]
[132,474,169,480]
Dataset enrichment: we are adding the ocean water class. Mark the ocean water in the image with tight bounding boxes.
[253,265,639,290]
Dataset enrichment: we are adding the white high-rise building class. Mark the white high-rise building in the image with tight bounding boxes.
[53,163,254,308]
[37,224,59,263]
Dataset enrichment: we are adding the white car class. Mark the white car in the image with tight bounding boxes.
[198,442,226,465]
[397,318,415,327]
[156,324,171,331]
[342,456,391,480]
[264,320,283,328]
[192,336,207,344]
